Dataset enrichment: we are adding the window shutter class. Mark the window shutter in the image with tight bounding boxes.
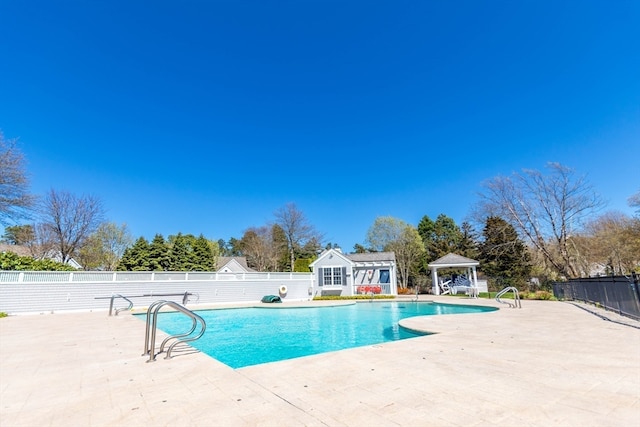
[318,268,323,286]
[342,267,347,286]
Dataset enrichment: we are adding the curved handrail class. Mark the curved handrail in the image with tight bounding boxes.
[143,300,168,356]
[496,286,522,308]
[144,300,206,362]
[158,303,206,358]
[109,293,134,316]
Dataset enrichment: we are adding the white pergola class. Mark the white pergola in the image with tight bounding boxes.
[428,253,479,295]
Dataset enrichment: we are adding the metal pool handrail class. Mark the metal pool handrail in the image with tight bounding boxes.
[96,291,199,316]
[110,294,133,316]
[143,300,206,362]
[496,286,522,308]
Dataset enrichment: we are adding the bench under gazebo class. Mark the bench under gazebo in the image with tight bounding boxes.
[428,253,480,297]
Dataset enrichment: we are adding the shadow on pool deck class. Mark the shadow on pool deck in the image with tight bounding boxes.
[1,296,638,426]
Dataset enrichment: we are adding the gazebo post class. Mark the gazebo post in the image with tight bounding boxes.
[432,267,439,295]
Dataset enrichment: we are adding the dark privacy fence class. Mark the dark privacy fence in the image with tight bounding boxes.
[553,273,640,321]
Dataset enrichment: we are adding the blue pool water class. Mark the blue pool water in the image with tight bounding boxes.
[147,301,496,368]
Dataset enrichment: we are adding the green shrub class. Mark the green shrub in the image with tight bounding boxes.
[0,312,8,318]
[522,291,556,300]
[0,252,76,271]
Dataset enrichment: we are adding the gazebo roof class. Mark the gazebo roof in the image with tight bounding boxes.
[428,253,479,268]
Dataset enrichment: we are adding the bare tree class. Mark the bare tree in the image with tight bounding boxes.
[366,216,425,288]
[581,212,640,275]
[366,216,404,252]
[389,227,425,289]
[240,227,271,271]
[629,189,640,217]
[477,163,605,278]
[1,223,56,259]
[78,222,133,270]
[30,223,57,260]
[0,132,35,225]
[274,203,322,271]
[41,189,105,264]
[239,225,287,271]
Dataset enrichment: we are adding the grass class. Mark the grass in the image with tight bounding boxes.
[312,290,556,301]
[444,290,556,300]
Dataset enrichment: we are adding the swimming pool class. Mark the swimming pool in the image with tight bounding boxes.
[148,301,496,368]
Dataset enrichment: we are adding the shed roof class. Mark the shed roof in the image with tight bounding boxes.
[346,252,396,263]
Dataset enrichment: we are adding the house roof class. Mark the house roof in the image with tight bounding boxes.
[0,244,83,269]
[217,257,249,269]
[216,257,256,272]
[428,253,479,267]
[0,243,32,257]
[309,249,397,268]
[346,252,396,263]
[309,248,353,267]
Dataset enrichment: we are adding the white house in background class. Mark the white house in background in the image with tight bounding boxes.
[216,257,255,273]
[309,248,398,297]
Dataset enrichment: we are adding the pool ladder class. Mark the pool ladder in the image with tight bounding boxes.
[495,286,522,308]
[143,300,206,362]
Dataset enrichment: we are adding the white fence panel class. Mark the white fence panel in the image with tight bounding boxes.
[0,271,315,314]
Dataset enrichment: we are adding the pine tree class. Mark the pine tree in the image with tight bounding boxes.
[192,234,215,271]
[148,234,170,271]
[117,237,150,271]
[418,214,463,262]
[480,216,531,290]
[458,221,480,259]
[168,233,189,271]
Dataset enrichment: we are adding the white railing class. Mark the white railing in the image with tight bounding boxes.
[0,270,311,284]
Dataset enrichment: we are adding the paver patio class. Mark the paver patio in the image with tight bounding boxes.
[1,297,638,426]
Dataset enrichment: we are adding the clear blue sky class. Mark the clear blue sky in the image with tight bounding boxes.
[1,0,638,251]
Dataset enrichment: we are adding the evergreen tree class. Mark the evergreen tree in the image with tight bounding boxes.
[192,234,215,270]
[217,239,229,256]
[148,234,170,271]
[353,243,368,253]
[168,233,189,271]
[117,237,150,271]
[418,214,463,261]
[227,237,243,256]
[1,224,35,245]
[458,221,480,259]
[480,216,531,290]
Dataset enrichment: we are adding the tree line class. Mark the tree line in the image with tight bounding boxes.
[361,214,533,291]
[2,131,639,286]
[361,163,639,291]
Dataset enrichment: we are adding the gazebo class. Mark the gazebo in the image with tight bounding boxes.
[428,253,479,295]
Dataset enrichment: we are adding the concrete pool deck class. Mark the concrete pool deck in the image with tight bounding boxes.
[1,296,638,426]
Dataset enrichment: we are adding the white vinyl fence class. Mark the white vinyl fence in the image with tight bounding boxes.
[0,271,314,314]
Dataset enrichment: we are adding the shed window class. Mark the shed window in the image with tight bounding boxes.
[322,267,343,286]
[380,269,390,283]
